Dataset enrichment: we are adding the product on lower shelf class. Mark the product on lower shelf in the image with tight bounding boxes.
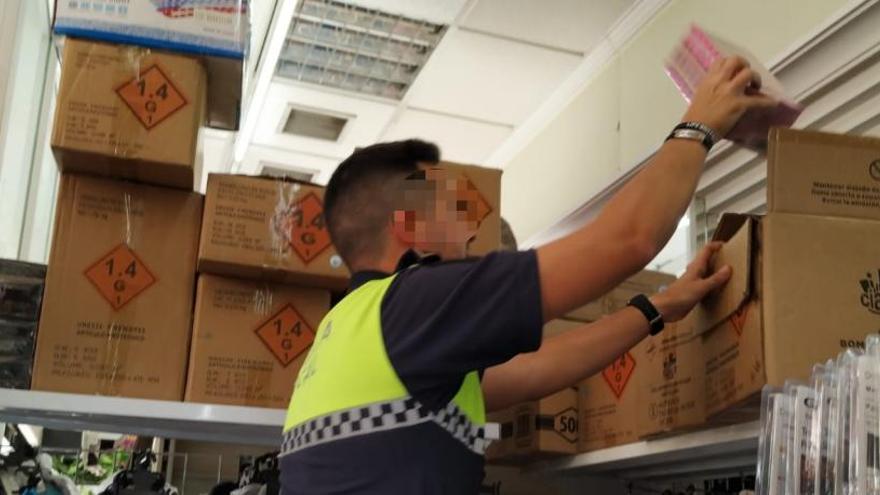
[579,337,649,451]
[32,174,202,400]
[486,388,579,464]
[185,273,330,408]
[0,259,46,390]
[51,38,207,190]
[638,318,707,438]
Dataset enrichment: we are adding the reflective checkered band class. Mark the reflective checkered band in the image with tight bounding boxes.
[280,396,489,457]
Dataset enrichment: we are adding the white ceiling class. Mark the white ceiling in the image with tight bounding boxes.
[222,0,644,186]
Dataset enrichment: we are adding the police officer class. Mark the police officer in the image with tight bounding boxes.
[280,56,775,494]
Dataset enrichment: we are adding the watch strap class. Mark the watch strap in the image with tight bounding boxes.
[628,294,665,335]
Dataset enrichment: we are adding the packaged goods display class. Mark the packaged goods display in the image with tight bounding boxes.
[666,24,802,149]
[31,174,202,400]
[0,260,46,389]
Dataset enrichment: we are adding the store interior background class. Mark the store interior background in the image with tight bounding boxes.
[2,0,880,493]
[3,0,859,274]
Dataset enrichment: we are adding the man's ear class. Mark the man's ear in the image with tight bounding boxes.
[391,210,416,244]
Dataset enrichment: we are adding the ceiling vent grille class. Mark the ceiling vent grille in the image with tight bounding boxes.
[275,0,446,100]
[281,107,349,141]
[259,163,318,183]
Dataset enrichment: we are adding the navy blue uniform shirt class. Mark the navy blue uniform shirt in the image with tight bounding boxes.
[280,250,543,495]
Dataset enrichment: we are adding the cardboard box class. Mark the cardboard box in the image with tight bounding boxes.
[566,270,676,322]
[486,388,579,464]
[198,174,350,290]
[578,338,649,451]
[638,319,706,438]
[53,0,249,59]
[542,318,583,339]
[441,162,502,257]
[185,274,330,408]
[32,174,202,400]
[698,213,880,419]
[52,38,206,189]
[767,128,880,222]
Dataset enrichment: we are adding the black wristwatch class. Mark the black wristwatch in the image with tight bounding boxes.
[628,294,665,335]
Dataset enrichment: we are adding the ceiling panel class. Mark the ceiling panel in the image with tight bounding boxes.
[252,80,397,157]
[381,109,512,165]
[238,144,342,184]
[405,30,581,125]
[344,0,469,24]
[461,0,635,53]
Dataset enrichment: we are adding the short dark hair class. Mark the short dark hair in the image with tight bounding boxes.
[324,139,440,269]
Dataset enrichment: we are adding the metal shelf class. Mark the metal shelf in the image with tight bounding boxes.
[0,389,285,446]
[528,421,759,481]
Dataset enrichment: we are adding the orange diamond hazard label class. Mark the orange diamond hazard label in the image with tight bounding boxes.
[729,304,749,336]
[457,176,492,225]
[116,65,187,130]
[602,352,636,399]
[255,305,315,367]
[84,244,156,310]
[272,192,332,264]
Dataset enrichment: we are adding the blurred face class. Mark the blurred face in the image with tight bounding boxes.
[393,167,484,260]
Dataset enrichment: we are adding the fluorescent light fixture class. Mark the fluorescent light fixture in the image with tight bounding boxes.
[276,0,446,100]
[18,424,40,447]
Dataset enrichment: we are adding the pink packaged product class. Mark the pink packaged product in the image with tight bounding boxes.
[666,25,802,150]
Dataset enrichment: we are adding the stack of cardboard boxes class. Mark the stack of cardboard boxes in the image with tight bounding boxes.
[638,128,880,440]
[575,271,675,452]
[491,126,880,460]
[31,32,505,411]
[32,35,210,400]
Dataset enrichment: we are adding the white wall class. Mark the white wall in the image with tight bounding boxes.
[0,0,54,260]
[501,0,850,246]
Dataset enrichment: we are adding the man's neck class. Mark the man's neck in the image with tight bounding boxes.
[353,246,409,274]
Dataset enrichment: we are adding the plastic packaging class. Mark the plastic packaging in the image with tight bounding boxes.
[837,349,862,495]
[815,360,840,495]
[785,380,819,495]
[757,385,792,495]
[665,24,802,150]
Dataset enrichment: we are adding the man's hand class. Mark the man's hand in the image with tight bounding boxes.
[682,56,778,137]
[650,242,731,322]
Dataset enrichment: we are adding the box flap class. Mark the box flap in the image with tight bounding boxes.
[692,213,753,335]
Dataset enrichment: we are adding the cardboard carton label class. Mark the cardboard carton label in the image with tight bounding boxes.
[116,65,188,130]
[272,192,332,264]
[860,269,880,315]
[460,176,493,225]
[729,304,750,336]
[603,352,636,399]
[254,304,315,367]
[534,409,579,444]
[84,244,156,310]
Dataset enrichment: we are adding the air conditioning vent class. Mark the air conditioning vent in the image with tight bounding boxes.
[259,163,317,183]
[281,107,349,141]
[276,0,446,100]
